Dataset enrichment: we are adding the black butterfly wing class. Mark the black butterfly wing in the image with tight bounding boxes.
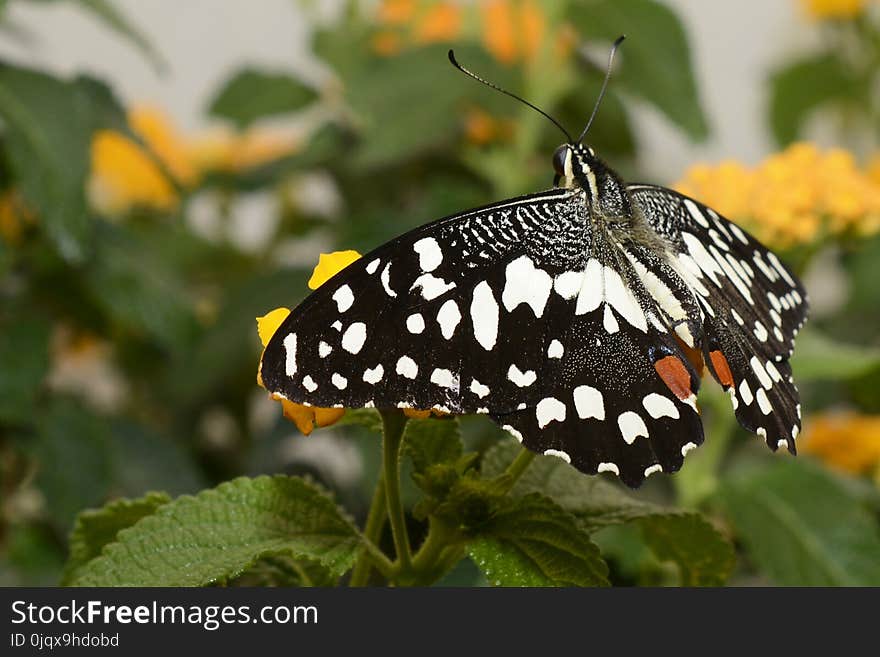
[260,187,707,487]
[260,188,593,416]
[628,184,808,452]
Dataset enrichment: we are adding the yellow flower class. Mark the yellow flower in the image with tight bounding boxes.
[89,105,195,215]
[801,413,880,476]
[307,250,362,289]
[378,0,416,24]
[256,251,367,434]
[188,126,300,175]
[674,143,880,248]
[800,0,867,20]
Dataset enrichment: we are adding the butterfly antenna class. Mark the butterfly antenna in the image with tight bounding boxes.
[448,49,573,143]
[576,35,626,144]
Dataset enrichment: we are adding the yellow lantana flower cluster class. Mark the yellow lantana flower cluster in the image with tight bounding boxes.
[801,412,880,478]
[799,0,871,20]
[89,105,301,216]
[674,143,880,248]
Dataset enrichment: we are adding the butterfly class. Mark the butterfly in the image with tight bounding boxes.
[259,39,808,488]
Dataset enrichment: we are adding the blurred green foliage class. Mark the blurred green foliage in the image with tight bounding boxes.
[0,0,879,587]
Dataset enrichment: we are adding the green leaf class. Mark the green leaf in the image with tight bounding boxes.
[336,407,384,434]
[718,459,880,586]
[571,0,708,140]
[343,44,510,168]
[0,314,50,423]
[208,68,318,129]
[482,440,735,585]
[768,52,862,146]
[790,328,880,381]
[85,221,199,348]
[34,400,114,530]
[404,417,463,475]
[467,493,609,586]
[73,0,167,73]
[70,475,362,586]
[62,492,171,585]
[0,64,127,261]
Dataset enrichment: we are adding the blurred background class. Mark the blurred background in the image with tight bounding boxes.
[1,0,879,586]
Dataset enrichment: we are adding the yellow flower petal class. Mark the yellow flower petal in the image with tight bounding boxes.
[308,250,362,290]
[256,307,291,348]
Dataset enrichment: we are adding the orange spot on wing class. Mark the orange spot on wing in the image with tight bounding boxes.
[710,350,735,388]
[654,356,694,401]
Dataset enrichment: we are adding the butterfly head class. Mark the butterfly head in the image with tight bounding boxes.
[553,142,630,218]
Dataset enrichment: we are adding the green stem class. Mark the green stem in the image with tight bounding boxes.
[380,409,413,571]
[349,476,388,587]
[499,447,537,493]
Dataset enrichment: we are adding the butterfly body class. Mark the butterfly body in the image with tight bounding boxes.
[260,142,807,487]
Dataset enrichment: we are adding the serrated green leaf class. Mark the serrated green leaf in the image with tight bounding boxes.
[790,328,880,381]
[571,0,708,140]
[208,68,318,129]
[718,459,880,586]
[229,554,338,587]
[482,440,734,585]
[768,52,862,146]
[62,492,171,585]
[468,493,609,587]
[71,475,362,586]
[0,63,126,261]
[0,315,50,423]
[336,407,384,434]
[404,417,463,474]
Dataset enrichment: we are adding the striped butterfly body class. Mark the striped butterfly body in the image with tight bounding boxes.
[260,49,808,488]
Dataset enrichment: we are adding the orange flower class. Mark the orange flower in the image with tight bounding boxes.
[801,413,880,477]
[414,2,463,43]
[0,190,35,245]
[378,0,416,24]
[482,0,518,64]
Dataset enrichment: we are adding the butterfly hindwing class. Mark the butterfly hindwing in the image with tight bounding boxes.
[629,184,807,452]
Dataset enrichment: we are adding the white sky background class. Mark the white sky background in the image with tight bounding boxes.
[0,0,823,182]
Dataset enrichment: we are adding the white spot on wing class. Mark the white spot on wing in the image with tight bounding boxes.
[412,273,456,300]
[618,411,648,444]
[380,262,397,298]
[575,258,603,315]
[302,375,317,392]
[554,271,582,300]
[469,379,490,398]
[341,322,367,354]
[332,285,354,312]
[363,365,384,384]
[413,237,443,272]
[470,281,499,350]
[644,464,663,478]
[406,313,425,334]
[597,462,619,475]
[502,255,553,318]
[366,258,380,274]
[507,364,536,387]
[436,299,462,340]
[750,356,773,390]
[318,341,332,358]
[739,380,753,405]
[396,355,418,379]
[642,393,680,419]
[543,449,571,464]
[684,198,710,227]
[681,442,698,457]
[547,339,564,358]
[430,368,457,389]
[755,388,772,415]
[331,373,348,390]
[603,304,619,333]
[283,333,297,377]
[573,385,604,420]
[536,397,566,428]
[503,425,524,442]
